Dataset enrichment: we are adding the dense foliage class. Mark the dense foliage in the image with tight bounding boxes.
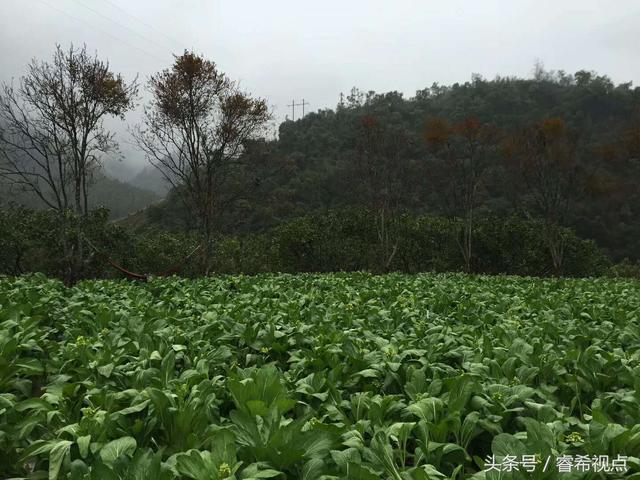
[0,207,129,278]
[0,208,612,279]
[1,273,640,478]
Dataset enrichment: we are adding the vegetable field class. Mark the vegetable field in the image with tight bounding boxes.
[1,273,640,479]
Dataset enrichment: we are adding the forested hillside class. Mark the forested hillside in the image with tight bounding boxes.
[139,69,640,262]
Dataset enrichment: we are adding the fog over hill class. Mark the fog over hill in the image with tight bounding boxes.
[0,173,161,220]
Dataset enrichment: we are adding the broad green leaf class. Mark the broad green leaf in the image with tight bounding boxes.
[100,436,137,465]
[49,440,73,480]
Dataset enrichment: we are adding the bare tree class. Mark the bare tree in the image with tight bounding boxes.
[0,44,137,282]
[134,51,271,273]
[353,115,412,271]
[424,116,498,272]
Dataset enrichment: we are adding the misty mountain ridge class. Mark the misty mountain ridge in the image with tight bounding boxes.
[0,172,162,220]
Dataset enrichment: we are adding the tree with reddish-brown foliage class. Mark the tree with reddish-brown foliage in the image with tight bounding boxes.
[134,51,271,274]
[505,118,586,274]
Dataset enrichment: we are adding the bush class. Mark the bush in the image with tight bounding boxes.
[0,207,611,278]
[232,209,610,277]
[473,216,610,276]
[606,258,640,279]
[117,229,200,277]
[0,206,128,278]
[272,209,378,272]
[395,215,459,272]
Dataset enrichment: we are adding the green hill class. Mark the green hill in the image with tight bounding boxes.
[135,69,640,261]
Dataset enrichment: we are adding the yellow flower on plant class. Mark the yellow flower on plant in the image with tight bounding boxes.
[565,431,584,443]
[218,462,231,478]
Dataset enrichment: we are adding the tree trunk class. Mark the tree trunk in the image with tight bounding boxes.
[545,221,565,276]
[59,212,75,285]
[201,215,214,276]
[456,212,473,273]
[376,207,398,273]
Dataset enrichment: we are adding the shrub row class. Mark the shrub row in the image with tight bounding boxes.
[0,207,611,279]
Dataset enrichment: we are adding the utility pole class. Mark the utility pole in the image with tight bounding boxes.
[300,98,309,117]
[286,99,309,121]
[287,99,297,121]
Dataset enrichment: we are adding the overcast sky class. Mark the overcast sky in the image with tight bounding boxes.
[1,0,639,174]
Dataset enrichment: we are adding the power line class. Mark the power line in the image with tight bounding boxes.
[35,0,168,64]
[101,0,185,52]
[69,0,173,56]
